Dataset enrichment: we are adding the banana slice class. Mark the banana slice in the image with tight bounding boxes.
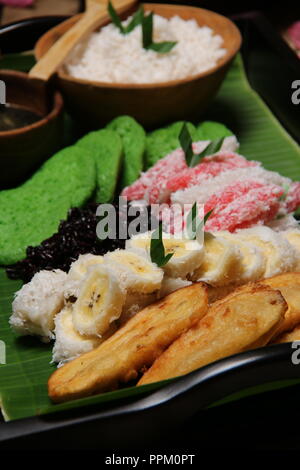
[72,264,126,336]
[103,249,163,294]
[68,254,104,280]
[158,238,204,279]
[126,232,204,279]
[64,279,81,305]
[216,231,266,282]
[52,307,102,366]
[236,226,297,278]
[125,231,152,259]
[281,230,300,270]
[65,254,104,304]
[52,307,117,367]
[190,233,241,286]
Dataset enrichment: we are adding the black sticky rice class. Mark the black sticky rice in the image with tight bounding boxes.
[6,202,155,283]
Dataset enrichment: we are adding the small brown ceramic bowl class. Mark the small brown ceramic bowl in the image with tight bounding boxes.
[0,70,64,189]
[35,3,241,129]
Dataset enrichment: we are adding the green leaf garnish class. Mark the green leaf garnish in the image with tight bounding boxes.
[150,222,174,267]
[294,206,300,219]
[190,138,225,167]
[142,12,153,49]
[148,41,177,53]
[108,2,144,35]
[279,183,290,201]
[179,122,194,167]
[179,123,225,167]
[108,1,125,34]
[126,6,144,33]
[186,203,213,240]
[142,12,177,53]
[203,209,214,224]
[108,5,176,51]
[186,202,199,240]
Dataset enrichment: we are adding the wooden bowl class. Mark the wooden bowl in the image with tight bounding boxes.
[0,70,64,188]
[35,3,241,129]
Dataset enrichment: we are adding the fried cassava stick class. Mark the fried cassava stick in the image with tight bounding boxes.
[261,272,300,337]
[48,283,208,403]
[138,284,287,385]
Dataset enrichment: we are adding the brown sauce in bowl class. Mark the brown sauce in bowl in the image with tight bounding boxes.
[0,103,43,132]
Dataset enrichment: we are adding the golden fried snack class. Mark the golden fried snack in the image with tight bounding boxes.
[273,324,300,344]
[48,283,208,403]
[261,272,300,336]
[207,283,241,304]
[208,282,261,305]
[138,285,287,386]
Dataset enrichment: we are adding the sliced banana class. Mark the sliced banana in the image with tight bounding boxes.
[52,306,116,367]
[126,232,204,279]
[190,233,241,286]
[125,231,152,259]
[64,279,81,305]
[103,249,163,294]
[281,230,300,270]
[236,226,297,278]
[68,254,104,280]
[52,306,102,366]
[72,264,126,336]
[216,231,266,282]
[64,254,104,304]
[158,238,204,279]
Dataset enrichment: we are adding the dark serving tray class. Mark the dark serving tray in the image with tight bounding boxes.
[0,344,300,449]
[234,12,300,144]
[0,11,300,450]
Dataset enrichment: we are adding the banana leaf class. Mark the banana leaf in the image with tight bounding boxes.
[0,268,167,421]
[0,53,36,72]
[0,54,300,422]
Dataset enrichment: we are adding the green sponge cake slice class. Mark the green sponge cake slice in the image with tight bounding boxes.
[107,116,145,189]
[145,121,234,169]
[0,146,96,265]
[77,129,123,203]
[145,121,197,168]
[196,121,233,141]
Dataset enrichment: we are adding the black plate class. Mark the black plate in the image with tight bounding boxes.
[0,12,300,449]
[0,344,299,448]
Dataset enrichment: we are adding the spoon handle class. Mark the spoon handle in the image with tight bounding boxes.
[29,0,136,82]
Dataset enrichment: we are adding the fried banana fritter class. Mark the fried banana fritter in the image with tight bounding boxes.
[138,285,287,385]
[48,283,208,403]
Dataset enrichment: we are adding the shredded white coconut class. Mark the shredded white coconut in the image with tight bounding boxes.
[10,269,68,340]
[52,307,102,367]
[65,14,226,84]
[267,214,299,231]
[236,226,297,277]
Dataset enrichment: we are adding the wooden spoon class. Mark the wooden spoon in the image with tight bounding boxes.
[29,0,137,82]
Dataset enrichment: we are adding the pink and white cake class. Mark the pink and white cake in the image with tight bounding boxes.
[121,136,300,233]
